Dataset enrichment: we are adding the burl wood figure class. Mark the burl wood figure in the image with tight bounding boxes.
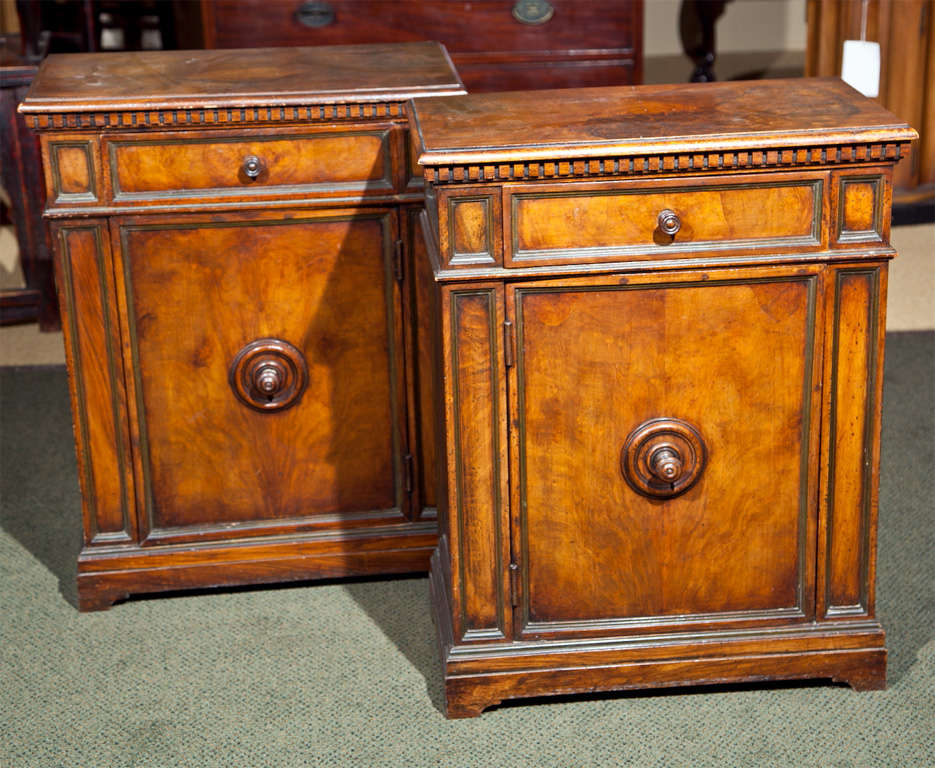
[410,79,916,717]
[20,43,464,611]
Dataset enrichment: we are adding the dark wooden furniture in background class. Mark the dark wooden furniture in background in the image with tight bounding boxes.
[411,78,916,717]
[806,0,934,205]
[15,0,178,56]
[21,42,464,610]
[3,0,182,331]
[193,0,642,93]
[680,0,732,82]
[0,36,57,328]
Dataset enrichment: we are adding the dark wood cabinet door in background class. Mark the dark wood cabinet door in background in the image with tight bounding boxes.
[198,0,643,92]
[0,59,58,329]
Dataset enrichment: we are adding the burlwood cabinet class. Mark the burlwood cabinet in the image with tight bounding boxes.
[410,79,916,717]
[21,42,464,610]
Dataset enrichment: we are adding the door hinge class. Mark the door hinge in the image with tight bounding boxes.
[403,453,413,494]
[503,320,515,368]
[393,239,405,283]
[509,562,520,606]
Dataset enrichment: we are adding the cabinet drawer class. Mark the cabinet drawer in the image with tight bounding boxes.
[504,173,827,266]
[210,1,638,54]
[104,126,399,202]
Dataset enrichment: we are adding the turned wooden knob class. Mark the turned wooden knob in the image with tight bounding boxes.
[253,361,285,398]
[649,447,683,482]
[621,418,706,498]
[242,155,264,179]
[657,209,681,237]
[230,338,308,412]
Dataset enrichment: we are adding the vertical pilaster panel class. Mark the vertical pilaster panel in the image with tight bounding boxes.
[53,222,135,545]
[821,265,885,617]
[442,284,510,641]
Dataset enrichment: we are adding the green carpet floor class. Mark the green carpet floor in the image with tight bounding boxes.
[1,332,932,767]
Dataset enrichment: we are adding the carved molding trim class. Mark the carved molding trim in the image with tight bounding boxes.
[27,102,408,132]
[423,142,909,184]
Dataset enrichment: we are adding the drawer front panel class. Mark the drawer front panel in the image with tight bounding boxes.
[106,127,396,202]
[508,267,823,637]
[505,174,825,266]
[115,211,406,543]
[210,1,638,54]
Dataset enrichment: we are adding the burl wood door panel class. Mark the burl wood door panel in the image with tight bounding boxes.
[508,266,824,639]
[113,209,407,543]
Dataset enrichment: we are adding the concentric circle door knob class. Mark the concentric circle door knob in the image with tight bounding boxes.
[229,338,308,412]
[621,418,706,498]
[657,209,681,237]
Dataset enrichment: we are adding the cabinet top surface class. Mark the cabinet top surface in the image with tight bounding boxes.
[413,78,916,166]
[20,41,464,113]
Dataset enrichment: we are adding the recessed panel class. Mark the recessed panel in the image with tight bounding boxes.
[121,213,402,537]
[50,141,97,203]
[439,187,501,268]
[836,176,883,244]
[514,274,818,631]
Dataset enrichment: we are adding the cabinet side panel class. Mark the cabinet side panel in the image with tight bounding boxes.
[823,265,884,617]
[54,223,134,544]
[410,208,437,512]
[443,285,509,641]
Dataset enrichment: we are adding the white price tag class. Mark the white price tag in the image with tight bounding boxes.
[841,39,881,98]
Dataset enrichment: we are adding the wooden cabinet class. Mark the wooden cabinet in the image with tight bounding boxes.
[197,0,642,93]
[21,42,464,610]
[411,78,916,717]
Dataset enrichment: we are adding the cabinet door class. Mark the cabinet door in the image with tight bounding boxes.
[112,209,409,544]
[507,266,824,639]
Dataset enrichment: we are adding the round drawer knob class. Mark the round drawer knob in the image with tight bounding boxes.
[657,209,681,237]
[229,338,308,412]
[295,0,335,28]
[242,155,264,180]
[621,418,706,498]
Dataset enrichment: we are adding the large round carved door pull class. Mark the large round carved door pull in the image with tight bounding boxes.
[621,418,706,498]
[229,338,308,412]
